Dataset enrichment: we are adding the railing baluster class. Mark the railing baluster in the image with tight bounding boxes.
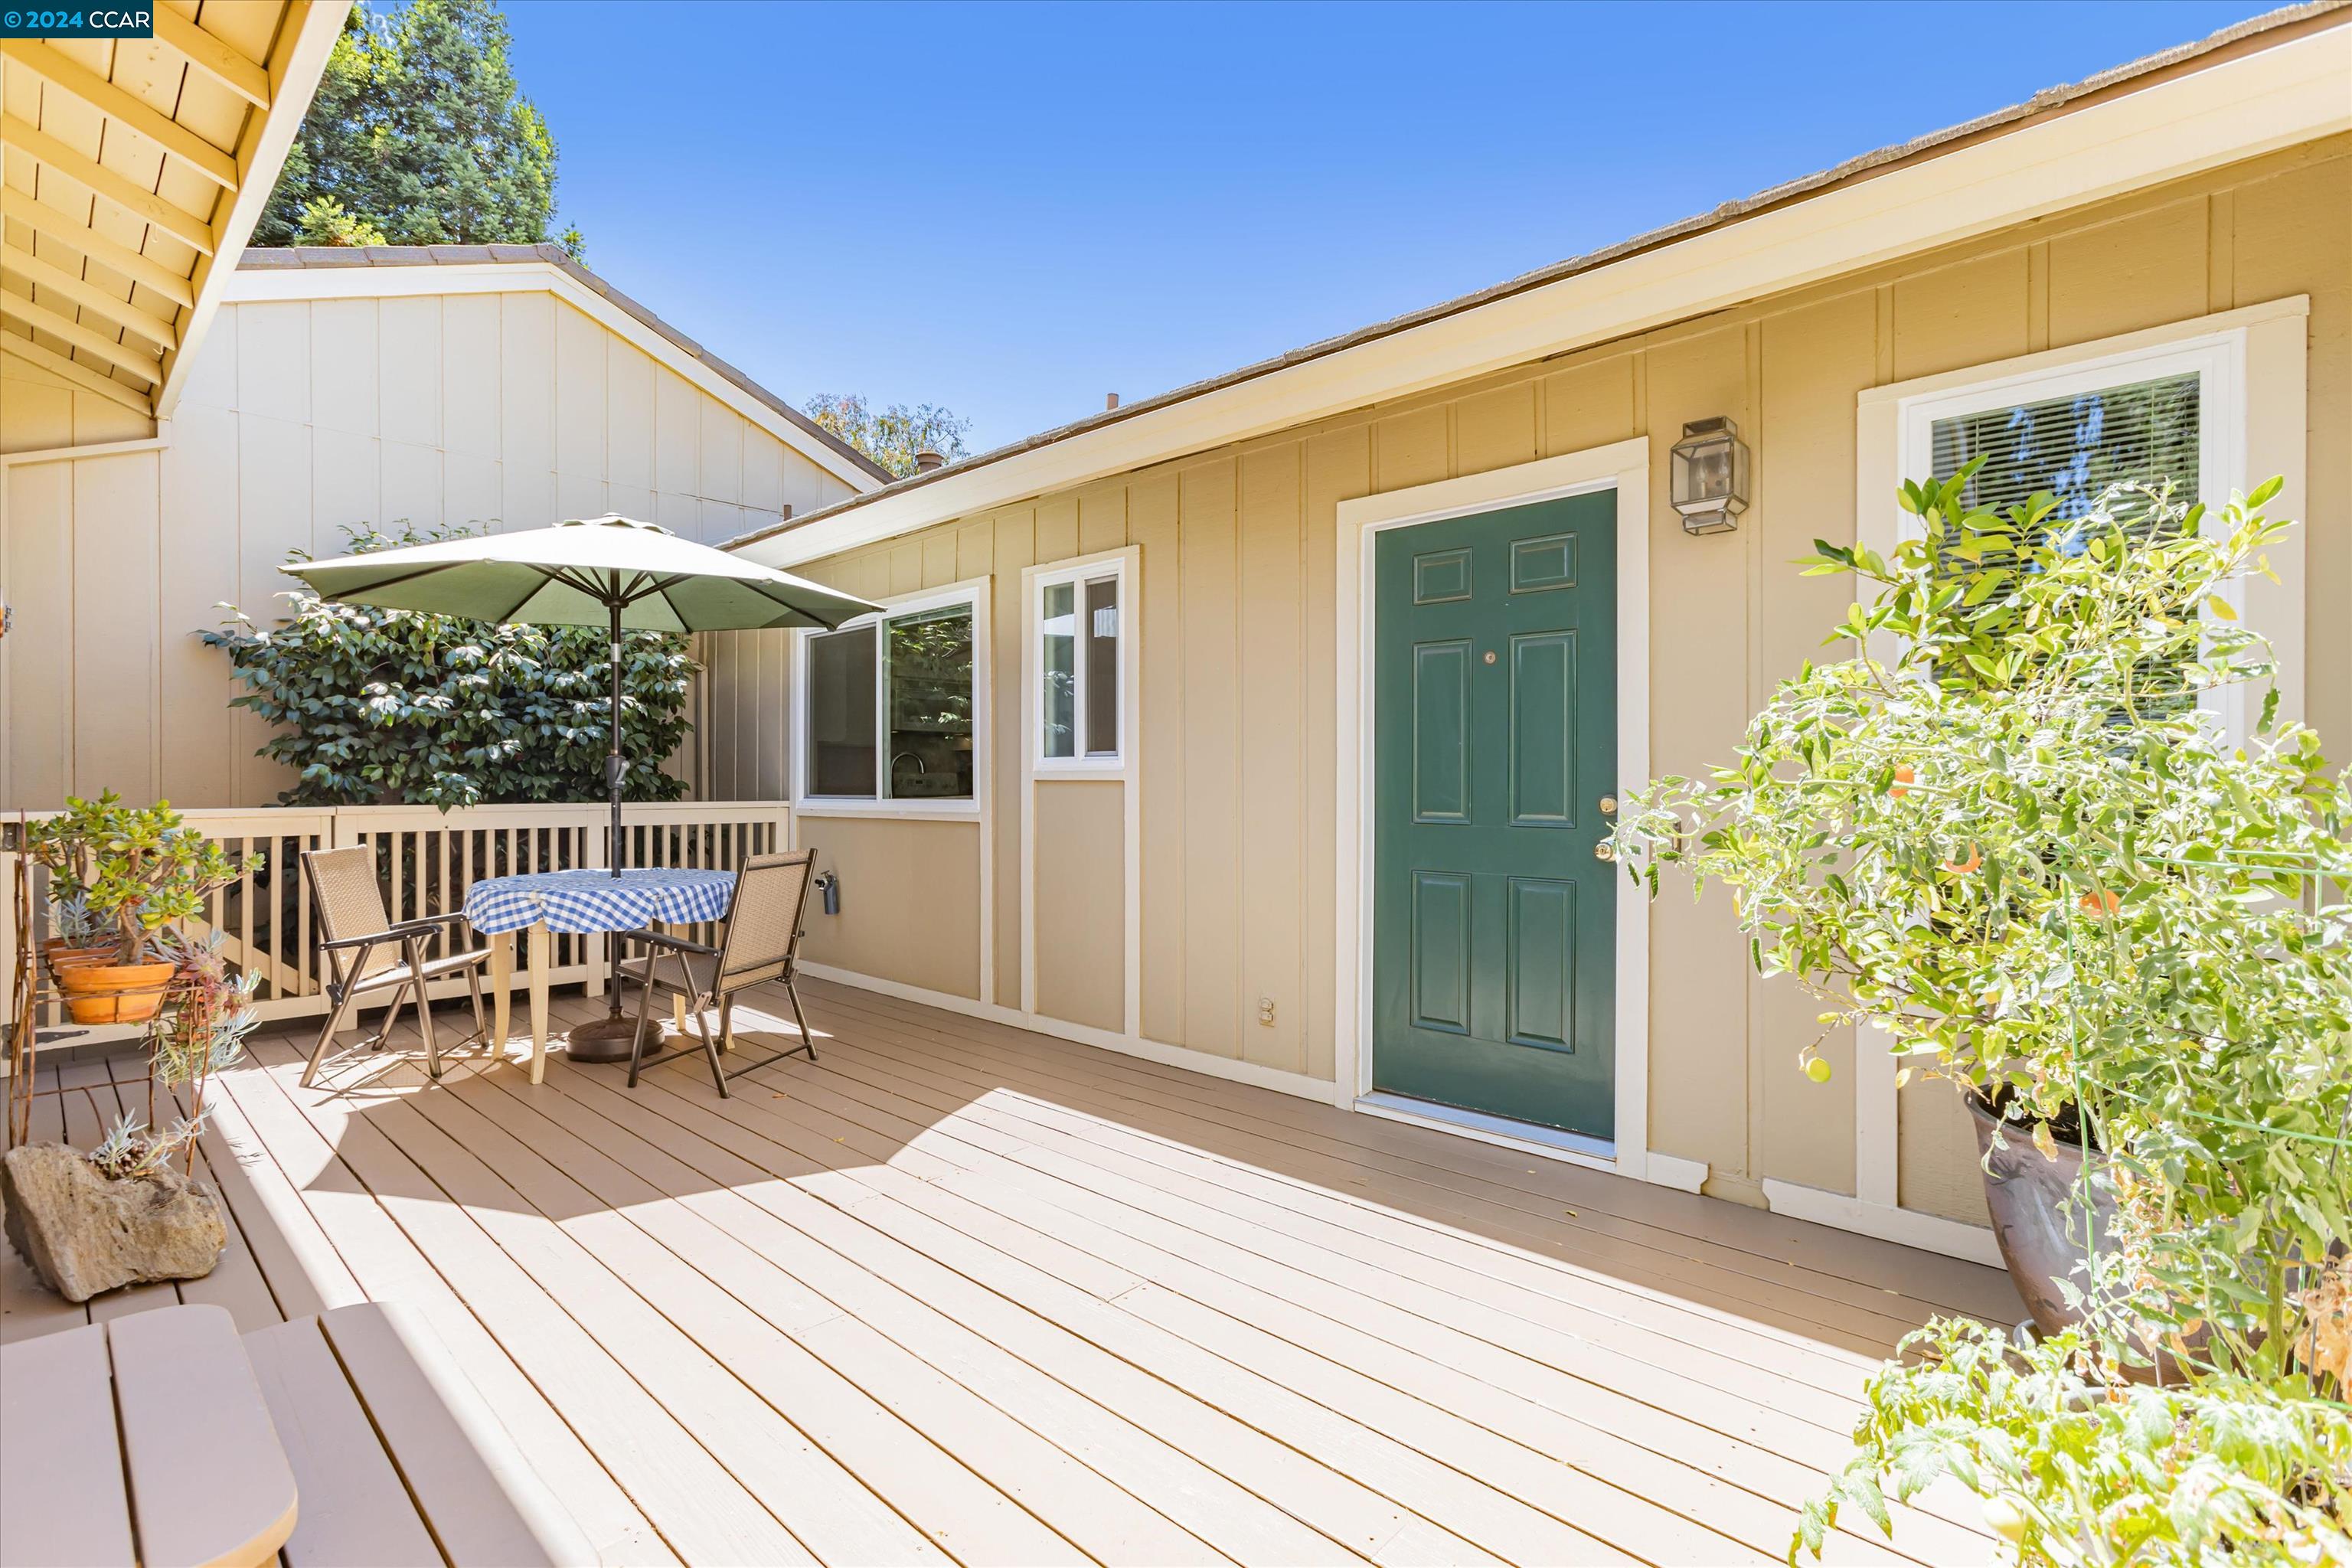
[236,835,255,995]
[297,828,315,996]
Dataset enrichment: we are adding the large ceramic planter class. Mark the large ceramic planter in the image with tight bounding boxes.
[53,960,174,1025]
[1966,1091,2197,1383]
[1966,1091,2115,1340]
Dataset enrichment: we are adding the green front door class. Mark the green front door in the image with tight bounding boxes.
[1371,491,1616,1138]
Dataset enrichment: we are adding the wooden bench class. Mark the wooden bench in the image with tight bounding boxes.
[1,1302,590,1568]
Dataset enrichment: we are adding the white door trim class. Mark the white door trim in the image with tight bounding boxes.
[1334,438,1700,1191]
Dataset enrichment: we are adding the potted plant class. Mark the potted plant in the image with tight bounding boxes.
[144,926,262,1132]
[24,794,236,1024]
[0,929,257,1303]
[1612,469,2349,1560]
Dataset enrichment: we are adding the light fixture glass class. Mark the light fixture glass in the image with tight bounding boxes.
[1670,416,1750,535]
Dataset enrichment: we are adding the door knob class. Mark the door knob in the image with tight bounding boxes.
[1593,841,1615,862]
[1598,795,1618,815]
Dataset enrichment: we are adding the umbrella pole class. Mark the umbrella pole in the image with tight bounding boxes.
[608,599,625,883]
[571,599,641,1061]
[606,599,625,1011]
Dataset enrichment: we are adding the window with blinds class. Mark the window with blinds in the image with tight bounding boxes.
[1928,368,2204,714]
[1929,370,2201,525]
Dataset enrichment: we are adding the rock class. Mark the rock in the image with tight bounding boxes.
[2,1142,226,1304]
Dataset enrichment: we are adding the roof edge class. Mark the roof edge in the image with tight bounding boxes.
[237,243,895,487]
[727,0,2350,557]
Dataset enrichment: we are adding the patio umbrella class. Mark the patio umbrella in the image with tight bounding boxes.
[286,514,879,1054]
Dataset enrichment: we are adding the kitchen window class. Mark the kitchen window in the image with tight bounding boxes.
[799,586,982,809]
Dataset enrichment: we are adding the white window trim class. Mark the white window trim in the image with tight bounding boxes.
[1860,296,2309,742]
[1029,554,1132,776]
[791,577,990,820]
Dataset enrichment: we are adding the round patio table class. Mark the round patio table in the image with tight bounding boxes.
[463,867,736,1080]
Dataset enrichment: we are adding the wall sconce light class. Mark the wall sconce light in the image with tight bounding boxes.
[1669,416,1750,536]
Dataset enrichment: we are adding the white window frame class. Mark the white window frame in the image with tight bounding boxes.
[792,578,989,819]
[1030,554,1131,775]
[1860,296,2311,749]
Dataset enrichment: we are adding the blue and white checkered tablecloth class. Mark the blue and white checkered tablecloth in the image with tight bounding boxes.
[462,867,737,936]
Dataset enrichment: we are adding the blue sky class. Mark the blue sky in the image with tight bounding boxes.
[503,1,2278,453]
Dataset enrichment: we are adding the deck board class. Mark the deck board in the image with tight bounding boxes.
[571,1054,1585,1567]
[625,994,1989,1566]
[235,1038,812,1567]
[606,1034,1769,1560]
[508,1016,1385,1566]
[139,1062,284,1334]
[3,978,2016,1566]
[778,1001,1888,1402]
[810,980,2011,1329]
[211,1045,678,1566]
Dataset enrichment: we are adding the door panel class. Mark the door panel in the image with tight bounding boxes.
[1371,491,1616,1138]
[1505,877,1576,1053]
[1510,533,1579,593]
[1413,547,1474,604]
[1409,872,1473,1034]
[1508,630,1577,828]
[1412,642,1472,823]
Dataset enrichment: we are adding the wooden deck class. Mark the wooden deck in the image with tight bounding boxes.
[4,977,2019,1566]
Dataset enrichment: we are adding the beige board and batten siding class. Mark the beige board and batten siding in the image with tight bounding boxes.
[792,815,985,1001]
[2,285,862,810]
[1031,778,1126,1034]
[719,136,2352,1219]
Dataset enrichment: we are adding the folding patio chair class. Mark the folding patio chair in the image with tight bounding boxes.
[614,850,819,1098]
[299,845,495,1088]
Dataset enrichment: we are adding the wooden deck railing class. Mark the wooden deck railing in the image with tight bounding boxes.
[2,802,792,1058]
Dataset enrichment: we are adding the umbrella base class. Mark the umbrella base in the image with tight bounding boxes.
[567,1011,647,1063]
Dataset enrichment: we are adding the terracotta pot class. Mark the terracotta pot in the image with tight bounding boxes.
[41,941,115,972]
[52,960,174,1024]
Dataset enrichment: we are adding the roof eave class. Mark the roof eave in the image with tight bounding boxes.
[730,0,2351,567]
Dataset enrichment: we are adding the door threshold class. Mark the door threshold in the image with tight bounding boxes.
[1353,1092,1618,1172]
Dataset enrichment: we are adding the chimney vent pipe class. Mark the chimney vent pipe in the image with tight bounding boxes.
[913,449,946,473]
[1105,393,1120,411]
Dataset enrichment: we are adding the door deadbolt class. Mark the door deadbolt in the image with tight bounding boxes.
[1482,650,1498,665]
[1593,841,1616,862]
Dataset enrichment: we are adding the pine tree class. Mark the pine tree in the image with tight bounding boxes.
[258,0,580,257]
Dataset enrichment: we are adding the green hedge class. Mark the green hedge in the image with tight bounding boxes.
[203,524,697,808]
